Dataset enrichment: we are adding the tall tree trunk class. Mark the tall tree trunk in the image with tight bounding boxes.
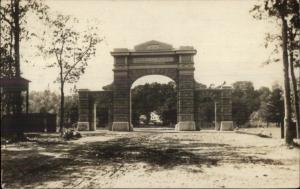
[13,0,20,77]
[60,72,65,134]
[9,0,13,78]
[12,0,23,139]
[60,84,64,133]
[13,0,22,114]
[281,16,293,144]
[289,50,300,139]
[288,25,300,139]
[281,121,284,138]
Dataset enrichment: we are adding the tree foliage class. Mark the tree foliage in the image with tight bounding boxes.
[64,94,79,125]
[29,90,59,113]
[131,80,286,129]
[131,82,177,126]
[266,86,285,124]
[39,14,101,85]
[232,81,260,125]
[38,14,102,132]
[0,0,49,116]
[233,81,285,127]
[250,0,300,143]
[29,90,79,125]
[0,0,49,78]
[251,84,284,126]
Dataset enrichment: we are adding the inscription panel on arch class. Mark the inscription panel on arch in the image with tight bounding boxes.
[132,56,175,64]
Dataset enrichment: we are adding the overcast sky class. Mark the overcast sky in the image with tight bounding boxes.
[21,0,284,94]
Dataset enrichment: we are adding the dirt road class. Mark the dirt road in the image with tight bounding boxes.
[1,128,299,188]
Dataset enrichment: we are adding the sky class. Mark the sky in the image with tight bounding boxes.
[21,0,285,94]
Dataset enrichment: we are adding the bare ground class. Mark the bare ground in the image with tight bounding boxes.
[1,127,299,188]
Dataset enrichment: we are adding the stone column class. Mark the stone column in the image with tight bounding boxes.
[89,102,97,131]
[214,101,221,130]
[220,88,234,131]
[194,106,202,131]
[78,89,90,131]
[176,70,196,131]
[108,102,113,130]
[111,70,131,131]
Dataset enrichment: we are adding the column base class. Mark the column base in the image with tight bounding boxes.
[107,122,113,131]
[175,121,196,131]
[215,121,221,131]
[112,122,132,131]
[77,122,89,131]
[195,121,201,131]
[89,122,96,131]
[220,121,234,131]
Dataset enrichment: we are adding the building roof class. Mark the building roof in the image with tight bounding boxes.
[0,77,30,91]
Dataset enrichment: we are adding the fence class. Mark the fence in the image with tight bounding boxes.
[1,113,57,134]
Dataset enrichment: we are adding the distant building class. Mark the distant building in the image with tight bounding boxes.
[150,112,162,124]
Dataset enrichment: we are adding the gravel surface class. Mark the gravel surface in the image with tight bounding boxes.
[1,127,299,188]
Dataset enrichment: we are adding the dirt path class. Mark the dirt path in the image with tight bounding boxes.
[1,128,299,188]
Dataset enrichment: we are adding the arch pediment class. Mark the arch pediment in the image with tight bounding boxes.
[134,40,173,51]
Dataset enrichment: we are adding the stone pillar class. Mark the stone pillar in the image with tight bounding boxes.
[111,70,131,131]
[89,102,97,131]
[108,102,113,130]
[220,88,233,131]
[214,101,221,130]
[194,106,201,131]
[176,70,196,131]
[78,89,90,131]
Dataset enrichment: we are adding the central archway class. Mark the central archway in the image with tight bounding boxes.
[111,40,196,131]
[130,75,177,129]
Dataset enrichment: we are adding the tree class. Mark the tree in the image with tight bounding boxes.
[232,81,260,126]
[29,90,60,113]
[0,0,49,114]
[0,0,14,78]
[258,87,271,102]
[39,14,102,133]
[250,111,265,127]
[197,97,215,128]
[287,1,300,138]
[64,93,79,126]
[251,87,272,126]
[250,0,299,144]
[267,85,284,126]
[160,82,177,125]
[131,82,177,126]
[29,90,79,129]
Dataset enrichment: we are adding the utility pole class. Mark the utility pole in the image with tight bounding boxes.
[214,101,218,130]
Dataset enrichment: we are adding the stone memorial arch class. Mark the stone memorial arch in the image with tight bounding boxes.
[78,40,233,131]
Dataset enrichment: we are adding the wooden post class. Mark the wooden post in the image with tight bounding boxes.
[26,88,29,114]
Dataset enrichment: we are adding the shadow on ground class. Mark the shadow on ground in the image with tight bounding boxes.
[71,137,283,169]
[1,133,283,188]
